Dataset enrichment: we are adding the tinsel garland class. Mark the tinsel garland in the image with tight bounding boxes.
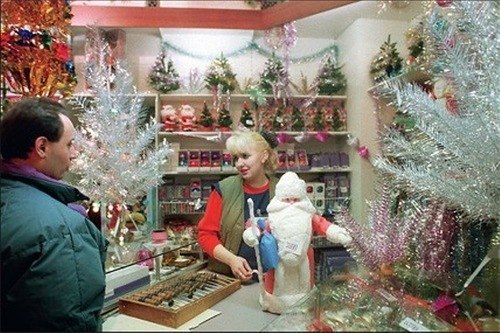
[161,40,338,64]
[68,27,172,205]
[1,0,77,97]
[336,183,422,273]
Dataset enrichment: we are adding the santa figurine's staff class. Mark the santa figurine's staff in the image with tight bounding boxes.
[247,198,266,301]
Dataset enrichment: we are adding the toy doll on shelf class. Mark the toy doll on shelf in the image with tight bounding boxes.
[179,104,197,131]
[160,104,177,132]
[243,171,352,314]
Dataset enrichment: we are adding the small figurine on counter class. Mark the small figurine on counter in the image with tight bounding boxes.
[243,171,352,314]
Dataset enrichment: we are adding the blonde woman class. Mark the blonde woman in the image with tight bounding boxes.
[198,130,279,282]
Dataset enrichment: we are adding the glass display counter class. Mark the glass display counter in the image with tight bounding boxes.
[102,234,205,314]
[264,271,456,332]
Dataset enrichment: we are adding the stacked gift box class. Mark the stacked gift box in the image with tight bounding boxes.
[323,174,350,215]
[158,178,219,215]
[175,149,235,172]
[313,245,356,283]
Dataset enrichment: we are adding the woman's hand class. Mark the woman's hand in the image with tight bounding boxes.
[229,256,253,281]
[213,244,254,281]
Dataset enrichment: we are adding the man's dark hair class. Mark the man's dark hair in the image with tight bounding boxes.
[0,97,68,160]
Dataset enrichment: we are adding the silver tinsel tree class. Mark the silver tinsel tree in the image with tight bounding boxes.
[374,1,499,222]
[68,28,172,205]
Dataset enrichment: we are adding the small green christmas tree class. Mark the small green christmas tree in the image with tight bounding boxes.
[330,107,344,131]
[370,35,403,82]
[239,101,255,129]
[148,50,181,93]
[205,53,237,93]
[314,54,347,95]
[217,103,233,128]
[290,105,305,131]
[259,53,286,94]
[312,107,325,131]
[198,101,215,128]
[272,105,286,131]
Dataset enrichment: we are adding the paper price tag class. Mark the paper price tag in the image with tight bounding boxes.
[399,317,430,332]
[284,240,302,256]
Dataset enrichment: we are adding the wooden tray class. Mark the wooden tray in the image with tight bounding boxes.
[118,271,240,328]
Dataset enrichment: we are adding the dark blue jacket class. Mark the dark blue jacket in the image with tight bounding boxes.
[1,172,108,332]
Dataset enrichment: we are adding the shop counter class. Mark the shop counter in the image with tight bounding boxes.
[103,282,279,331]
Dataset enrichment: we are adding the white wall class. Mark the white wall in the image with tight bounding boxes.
[71,28,336,94]
[337,18,409,223]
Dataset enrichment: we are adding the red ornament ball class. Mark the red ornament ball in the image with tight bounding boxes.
[436,0,452,7]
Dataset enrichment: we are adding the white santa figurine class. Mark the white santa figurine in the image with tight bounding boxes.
[160,104,177,132]
[243,171,352,314]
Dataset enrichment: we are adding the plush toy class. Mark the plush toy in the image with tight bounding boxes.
[179,104,197,131]
[243,171,352,314]
[160,104,177,131]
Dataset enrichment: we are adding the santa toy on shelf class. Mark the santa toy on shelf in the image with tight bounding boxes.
[179,104,197,131]
[243,171,352,314]
[160,104,177,132]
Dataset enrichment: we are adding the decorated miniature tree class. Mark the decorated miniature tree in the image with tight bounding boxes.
[314,54,347,95]
[239,101,255,129]
[217,103,233,130]
[259,53,287,95]
[271,105,286,131]
[370,34,403,82]
[148,50,181,93]
[1,0,77,97]
[290,105,305,131]
[405,16,425,65]
[67,27,172,226]
[312,107,325,131]
[198,101,215,130]
[330,106,345,131]
[205,53,237,93]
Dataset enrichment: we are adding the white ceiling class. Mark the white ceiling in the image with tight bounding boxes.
[72,1,426,41]
[292,1,425,39]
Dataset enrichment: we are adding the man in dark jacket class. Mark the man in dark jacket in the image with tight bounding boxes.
[0,97,108,331]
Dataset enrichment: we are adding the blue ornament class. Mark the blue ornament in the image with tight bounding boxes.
[65,60,75,74]
[17,28,34,46]
[432,19,447,33]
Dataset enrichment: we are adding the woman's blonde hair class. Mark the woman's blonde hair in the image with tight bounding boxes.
[226,131,278,174]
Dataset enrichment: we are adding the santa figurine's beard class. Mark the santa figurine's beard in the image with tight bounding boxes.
[267,198,316,266]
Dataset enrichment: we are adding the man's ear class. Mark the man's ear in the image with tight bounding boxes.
[34,136,48,158]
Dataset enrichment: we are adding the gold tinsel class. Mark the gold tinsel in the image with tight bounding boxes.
[1,0,76,97]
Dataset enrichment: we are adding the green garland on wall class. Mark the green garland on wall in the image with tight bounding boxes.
[161,40,338,64]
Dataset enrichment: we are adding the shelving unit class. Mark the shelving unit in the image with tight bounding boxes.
[154,93,353,231]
